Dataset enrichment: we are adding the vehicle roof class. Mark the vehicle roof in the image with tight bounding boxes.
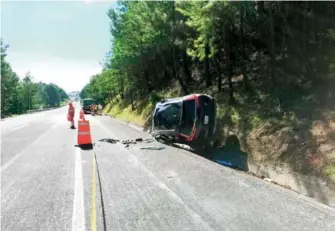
[155,94,214,108]
[153,94,215,112]
[193,93,214,99]
[155,97,182,108]
[82,98,95,101]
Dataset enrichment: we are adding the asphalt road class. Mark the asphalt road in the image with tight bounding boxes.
[1,103,335,231]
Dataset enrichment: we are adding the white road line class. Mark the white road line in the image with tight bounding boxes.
[1,123,58,172]
[72,147,85,231]
[11,124,29,131]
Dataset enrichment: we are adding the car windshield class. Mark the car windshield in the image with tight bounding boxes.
[83,99,95,106]
[153,103,181,130]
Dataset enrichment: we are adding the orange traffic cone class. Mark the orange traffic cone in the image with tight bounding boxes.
[77,119,92,146]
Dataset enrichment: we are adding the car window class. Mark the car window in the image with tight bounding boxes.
[180,99,195,136]
[153,103,181,130]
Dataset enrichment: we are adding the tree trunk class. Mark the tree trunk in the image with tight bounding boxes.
[269,4,276,88]
[205,42,211,87]
[172,52,188,94]
[143,68,151,94]
[227,71,234,105]
[182,51,193,82]
[171,1,188,94]
[302,1,316,80]
[130,89,135,110]
[225,26,235,105]
[280,3,287,60]
[214,57,222,92]
[239,3,251,91]
[164,67,169,82]
[268,4,281,110]
[151,57,158,89]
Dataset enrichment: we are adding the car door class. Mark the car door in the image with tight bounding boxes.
[179,97,197,141]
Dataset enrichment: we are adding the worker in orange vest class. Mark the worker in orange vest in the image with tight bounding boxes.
[68,101,76,129]
[90,104,95,116]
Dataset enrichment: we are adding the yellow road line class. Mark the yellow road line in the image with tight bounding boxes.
[91,152,97,231]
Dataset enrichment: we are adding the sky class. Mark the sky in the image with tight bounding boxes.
[1,0,117,92]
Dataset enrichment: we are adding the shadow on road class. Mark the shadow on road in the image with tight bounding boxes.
[173,135,249,172]
[74,144,94,150]
[172,135,334,206]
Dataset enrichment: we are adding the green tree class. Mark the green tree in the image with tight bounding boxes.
[21,72,38,110]
[1,40,20,117]
[33,82,50,109]
[45,84,61,107]
[1,39,69,117]
[83,1,335,109]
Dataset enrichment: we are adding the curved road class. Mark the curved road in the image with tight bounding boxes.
[1,104,334,231]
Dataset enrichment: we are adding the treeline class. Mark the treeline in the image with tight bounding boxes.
[82,1,335,108]
[1,40,68,118]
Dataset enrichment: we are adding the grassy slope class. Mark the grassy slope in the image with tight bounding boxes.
[103,79,335,184]
[103,100,150,126]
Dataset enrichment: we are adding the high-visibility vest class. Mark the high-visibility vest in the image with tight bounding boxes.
[68,106,75,119]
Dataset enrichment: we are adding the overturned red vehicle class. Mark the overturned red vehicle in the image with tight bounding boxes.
[151,94,217,149]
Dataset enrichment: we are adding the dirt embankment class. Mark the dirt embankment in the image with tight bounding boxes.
[246,119,335,181]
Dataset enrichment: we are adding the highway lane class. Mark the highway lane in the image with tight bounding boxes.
[1,106,68,168]
[1,104,335,231]
[1,105,78,231]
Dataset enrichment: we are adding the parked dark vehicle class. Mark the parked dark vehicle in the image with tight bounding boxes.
[81,98,96,114]
[151,94,217,149]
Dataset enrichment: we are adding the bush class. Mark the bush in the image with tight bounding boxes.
[148,91,162,106]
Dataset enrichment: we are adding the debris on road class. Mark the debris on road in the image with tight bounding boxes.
[99,138,119,144]
[98,137,155,147]
[122,139,137,145]
[140,146,165,150]
[141,138,155,143]
[133,138,155,143]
